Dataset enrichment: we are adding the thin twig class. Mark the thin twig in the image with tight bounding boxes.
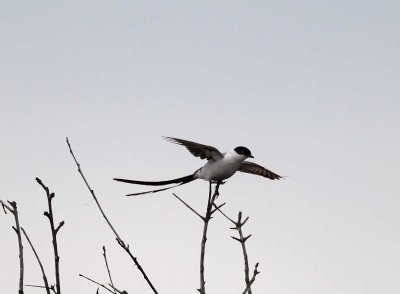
[36,178,63,294]
[198,181,221,294]
[1,200,24,294]
[25,284,56,294]
[212,203,235,224]
[79,274,114,293]
[172,193,204,220]
[66,140,123,243]
[21,227,51,294]
[102,246,117,294]
[67,137,158,294]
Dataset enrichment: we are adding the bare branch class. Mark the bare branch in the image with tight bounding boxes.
[198,181,221,294]
[212,203,236,225]
[1,202,7,214]
[21,227,51,294]
[102,246,117,294]
[0,199,13,214]
[67,137,158,294]
[79,274,114,294]
[236,212,251,293]
[231,236,241,242]
[172,193,204,220]
[215,206,261,294]
[210,202,226,215]
[242,263,260,294]
[25,284,57,294]
[1,200,24,294]
[232,212,258,294]
[36,177,63,294]
[55,221,65,234]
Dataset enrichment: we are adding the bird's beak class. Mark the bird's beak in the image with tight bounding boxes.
[249,154,254,158]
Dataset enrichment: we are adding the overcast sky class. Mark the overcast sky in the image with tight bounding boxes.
[1,1,399,293]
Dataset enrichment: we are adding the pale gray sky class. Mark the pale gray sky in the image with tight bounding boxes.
[1,1,399,293]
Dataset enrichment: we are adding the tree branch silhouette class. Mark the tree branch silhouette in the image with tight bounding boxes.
[79,247,129,294]
[198,182,221,294]
[242,262,260,294]
[36,177,64,294]
[66,137,158,294]
[171,181,222,294]
[79,273,114,293]
[102,246,117,294]
[213,206,260,294]
[21,227,51,294]
[172,193,203,221]
[24,284,56,294]
[1,200,24,294]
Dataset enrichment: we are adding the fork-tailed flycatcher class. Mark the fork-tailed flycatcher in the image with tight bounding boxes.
[114,137,282,196]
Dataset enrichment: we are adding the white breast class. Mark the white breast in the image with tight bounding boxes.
[195,152,246,181]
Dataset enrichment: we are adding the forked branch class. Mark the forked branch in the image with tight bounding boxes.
[198,182,221,294]
[172,181,221,294]
[21,227,51,294]
[102,246,117,294]
[25,284,56,294]
[1,200,24,294]
[79,247,128,294]
[66,137,158,294]
[79,274,114,293]
[36,177,63,294]
[214,206,260,294]
[242,262,260,294]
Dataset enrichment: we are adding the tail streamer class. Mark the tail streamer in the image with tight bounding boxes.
[125,182,187,196]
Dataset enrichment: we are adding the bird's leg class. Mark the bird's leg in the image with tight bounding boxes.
[213,180,224,198]
[210,180,226,185]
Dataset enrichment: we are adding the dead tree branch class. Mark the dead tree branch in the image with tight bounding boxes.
[1,200,24,294]
[231,212,253,294]
[25,284,56,294]
[172,193,203,220]
[214,206,260,294]
[66,137,158,294]
[199,182,221,294]
[21,227,51,294]
[79,248,129,294]
[242,263,260,294]
[79,274,114,293]
[36,177,64,294]
[102,246,117,294]
[172,182,222,294]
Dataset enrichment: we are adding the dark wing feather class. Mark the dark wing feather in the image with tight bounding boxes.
[238,161,282,180]
[164,137,223,160]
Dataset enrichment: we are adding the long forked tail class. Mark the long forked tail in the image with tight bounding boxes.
[113,174,195,196]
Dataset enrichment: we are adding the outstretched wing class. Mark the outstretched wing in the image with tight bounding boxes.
[238,161,282,180]
[164,137,223,160]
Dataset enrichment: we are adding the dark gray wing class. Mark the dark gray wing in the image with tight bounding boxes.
[238,161,282,180]
[164,137,223,160]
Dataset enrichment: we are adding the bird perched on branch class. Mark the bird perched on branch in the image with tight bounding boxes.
[114,137,282,196]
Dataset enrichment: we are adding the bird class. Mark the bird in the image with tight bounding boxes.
[114,137,282,196]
